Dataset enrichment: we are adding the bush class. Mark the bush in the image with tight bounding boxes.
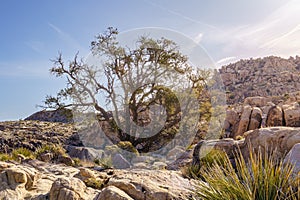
[83,178,104,189]
[72,158,82,167]
[94,156,113,169]
[35,144,66,159]
[196,150,300,200]
[182,149,228,179]
[0,153,12,161]
[11,148,35,161]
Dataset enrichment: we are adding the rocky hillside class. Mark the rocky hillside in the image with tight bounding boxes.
[0,120,81,153]
[220,56,300,104]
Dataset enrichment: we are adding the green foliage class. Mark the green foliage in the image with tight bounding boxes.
[83,178,104,190]
[196,150,300,200]
[236,135,244,140]
[11,148,35,160]
[45,27,213,152]
[72,158,82,167]
[0,153,12,161]
[117,141,139,155]
[182,149,228,179]
[94,156,113,169]
[35,144,66,159]
[200,149,228,169]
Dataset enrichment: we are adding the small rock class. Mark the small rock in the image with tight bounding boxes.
[96,186,134,200]
[112,154,131,169]
[57,155,74,166]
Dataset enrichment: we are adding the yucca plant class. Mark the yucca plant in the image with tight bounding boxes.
[196,149,299,200]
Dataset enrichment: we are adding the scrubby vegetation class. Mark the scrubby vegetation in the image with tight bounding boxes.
[35,144,67,159]
[195,150,300,200]
[182,149,228,179]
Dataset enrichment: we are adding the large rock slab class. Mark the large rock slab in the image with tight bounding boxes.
[266,106,283,126]
[243,127,300,159]
[248,107,262,130]
[284,143,300,177]
[235,105,252,138]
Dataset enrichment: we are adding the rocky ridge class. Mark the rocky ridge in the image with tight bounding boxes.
[220,56,300,104]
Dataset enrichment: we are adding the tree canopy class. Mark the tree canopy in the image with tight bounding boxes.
[45,27,213,153]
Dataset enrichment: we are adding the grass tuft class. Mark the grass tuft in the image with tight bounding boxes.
[196,149,300,200]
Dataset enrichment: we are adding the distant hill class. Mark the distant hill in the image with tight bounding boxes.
[220,56,300,104]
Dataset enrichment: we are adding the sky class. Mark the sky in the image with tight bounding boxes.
[1,0,300,121]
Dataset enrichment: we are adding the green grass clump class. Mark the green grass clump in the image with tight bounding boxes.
[0,153,12,161]
[94,156,113,169]
[117,141,139,155]
[72,157,82,167]
[12,148,35,160]
[83,178,104,189]
[182,149,228,179]
[35,144,66,159]
[196,150,300,200]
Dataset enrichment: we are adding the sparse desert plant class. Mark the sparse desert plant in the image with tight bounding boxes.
[182,149,228,179]
[236,135,244,140]
[83,177,104,189]
[72,157,82,167]
[196,149,300,200]
[11,147,35,161]
[0,153,12,161]
[35,144,66,159]
[94,156,113,169]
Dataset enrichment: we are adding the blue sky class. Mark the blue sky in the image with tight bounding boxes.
[1,0,299,121]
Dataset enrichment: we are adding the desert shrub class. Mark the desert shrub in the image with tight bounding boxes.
[11,147,35,160]
[94,156,113,169]
[72,158,82,167]
[236,135,244,140]
[0,153,12,161]
[83,178,104,189]
[117,141,139,156]
[35,144,66,159]
[182,149,228,179]
[196,150,300,200]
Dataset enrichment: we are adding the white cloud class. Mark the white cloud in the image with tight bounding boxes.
[194,33,203,43]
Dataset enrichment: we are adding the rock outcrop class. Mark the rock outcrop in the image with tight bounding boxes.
[220,56,300,104]
[0,159,197,200]
[224,96,300,138]
[25,108,73,123]
[0,120,80,153]
[193,127,300,169]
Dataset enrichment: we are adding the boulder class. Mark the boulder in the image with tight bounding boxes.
[49,177,97,200]
[107,169,196,200]
[112,154,131,169]
[57,155,74,166]
[248,107,262,130]
[284,143,300,177]
[282,102,300,127]
[266,106,283,126]
[192,139,244,166]
[244,96,269,107]
[235,105,252,138]
[66,145,104,161]
[96,186,134,200]
[243,127,300,159]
